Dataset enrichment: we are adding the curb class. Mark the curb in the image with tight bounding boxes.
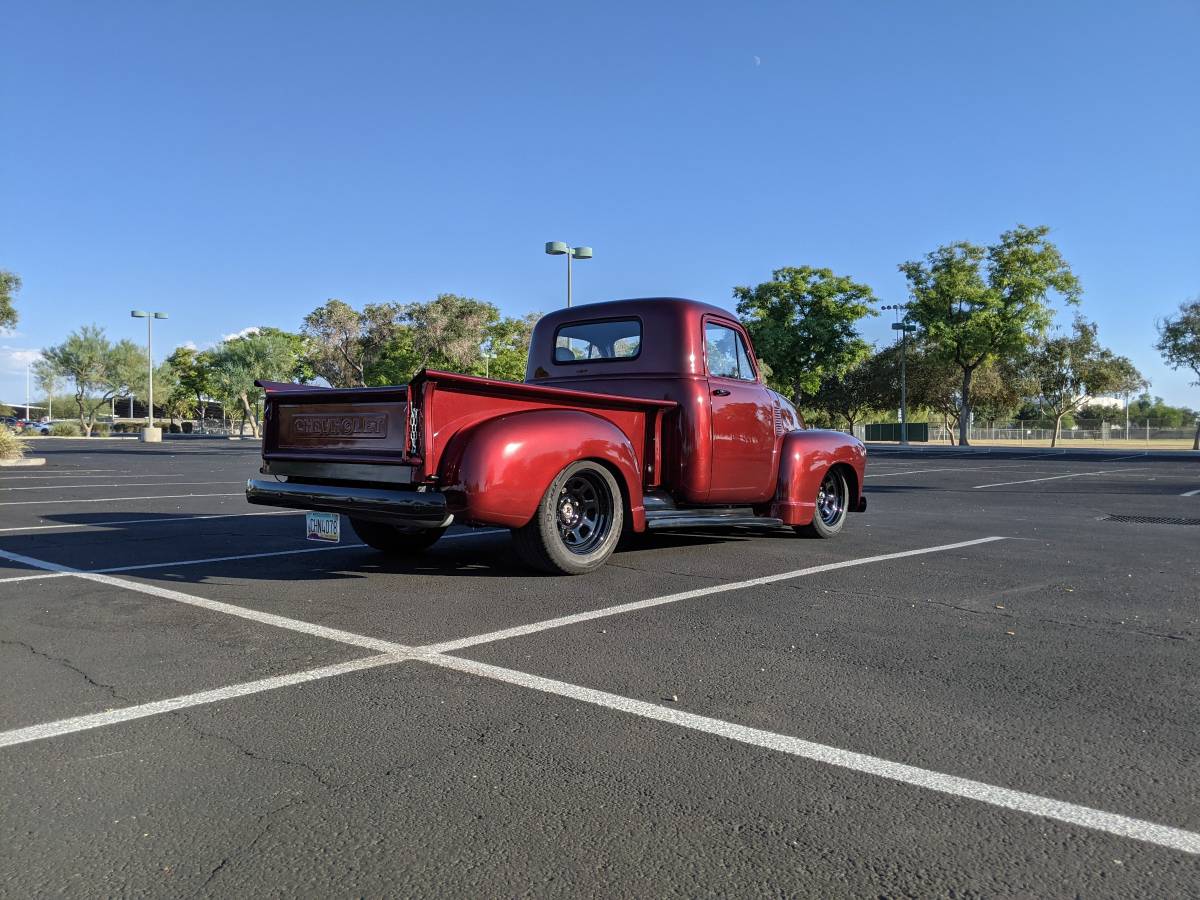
[0,457,47,467]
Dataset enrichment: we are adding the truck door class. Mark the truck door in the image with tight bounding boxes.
[703,319,778,503]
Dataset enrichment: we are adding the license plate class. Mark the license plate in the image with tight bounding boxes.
[306,511,341,542]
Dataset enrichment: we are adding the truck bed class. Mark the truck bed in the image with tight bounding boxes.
[257,369,676,490]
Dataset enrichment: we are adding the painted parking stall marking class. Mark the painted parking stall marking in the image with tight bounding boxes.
[426,654,1200,856]
[0,492,242,506]
[425,536,1008,654]
[972,468,1138,489]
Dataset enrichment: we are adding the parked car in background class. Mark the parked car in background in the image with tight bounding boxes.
[27,420,65,435]
[247,297,868,574]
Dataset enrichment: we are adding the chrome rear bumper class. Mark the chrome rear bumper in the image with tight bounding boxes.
[245,479,450,528]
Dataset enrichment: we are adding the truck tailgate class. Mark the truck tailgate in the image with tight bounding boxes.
[259,382,413,464]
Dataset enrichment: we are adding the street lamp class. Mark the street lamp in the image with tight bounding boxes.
[130,310,168,442]
[544,241,592,308]
[881,304,917,445]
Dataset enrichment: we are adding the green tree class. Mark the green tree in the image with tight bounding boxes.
[810,348,892,430]
[301,299,404,387]
[209,328,306,437]
[0,270,21,330]
[41,326,143,435]
[900,225,1081,445]
[364,294,507,385]
[166,346,210,425]
[1026,318,1143,447]
[1155,298,1200,449]
[904,348,1027,441]
[406,294,496,372]
[476,312,541,382]
[32,357,62,419]
[735,266,876,404]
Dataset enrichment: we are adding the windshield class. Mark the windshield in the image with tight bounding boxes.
[553,318,642,363]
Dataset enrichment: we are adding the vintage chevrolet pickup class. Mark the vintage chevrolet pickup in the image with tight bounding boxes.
[246,297,867,574]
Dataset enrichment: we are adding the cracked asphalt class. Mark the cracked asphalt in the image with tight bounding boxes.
[1,438,1198,898]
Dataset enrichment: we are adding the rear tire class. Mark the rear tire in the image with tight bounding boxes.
[794,467,849,539]
[349,518,447,555]
[512,461,623,574]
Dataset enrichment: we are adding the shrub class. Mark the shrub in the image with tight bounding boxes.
[50,422,81,437]
[169,423,181,434]
[181,421,193,434]
[92,422,111,437]
[0,427,27,460]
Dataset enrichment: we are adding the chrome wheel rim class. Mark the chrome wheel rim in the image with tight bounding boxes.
[556,472,612,555]
[816,471,845,526]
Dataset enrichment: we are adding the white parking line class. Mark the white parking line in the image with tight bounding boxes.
[0,481,242,492]
[0,528,506,582]
[0,536,1003,741]
[0,472,192,480]
[0,471,131,479]
[79,572,409,652]
[427,654,1200,856]
[95,543,369,573]
[6,534,1197,855]
[424,536,1008,654]
[0,572,73,584]
[0,654,398,749]
[89,528,505,574]
[866,467,992,478]
[0,510,299,534]
[1182,489,1200,497]
[973,469,1136,489]
[0,492,241,506]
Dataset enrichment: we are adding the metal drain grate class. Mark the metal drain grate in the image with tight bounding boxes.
[1105,514,1200,526]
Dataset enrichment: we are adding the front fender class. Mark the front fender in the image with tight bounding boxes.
[770,430,867,526]
[438,409,645,529]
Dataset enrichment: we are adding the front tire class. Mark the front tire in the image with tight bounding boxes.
[512,461,623,574]
[349,518,447,555]
[794,467,849,538]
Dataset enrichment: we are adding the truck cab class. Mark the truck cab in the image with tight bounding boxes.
[525,298,803,505]
[247,297,866,574]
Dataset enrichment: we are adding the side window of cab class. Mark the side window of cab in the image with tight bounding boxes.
[704,322,758,382]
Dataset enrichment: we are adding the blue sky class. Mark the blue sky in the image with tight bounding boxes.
[2,1,1198,407]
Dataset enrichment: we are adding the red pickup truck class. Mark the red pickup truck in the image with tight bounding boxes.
[247,297,867,574]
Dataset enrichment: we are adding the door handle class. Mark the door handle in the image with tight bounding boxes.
[712,388,731,397]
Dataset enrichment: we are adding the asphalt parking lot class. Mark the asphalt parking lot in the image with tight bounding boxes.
[1,439,1198,897]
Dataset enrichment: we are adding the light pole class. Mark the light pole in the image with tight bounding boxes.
[544,242,592,307]
[882,304,917,445]
[130,310,168,441]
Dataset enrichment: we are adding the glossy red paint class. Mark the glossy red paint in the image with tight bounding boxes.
[255,297,867,533]
[526,298,804,504]
[770,430,867,525]
[438,408,647,529]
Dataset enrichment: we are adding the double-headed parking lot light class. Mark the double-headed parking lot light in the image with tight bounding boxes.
[545,242,593,308]
[130,309,168,442]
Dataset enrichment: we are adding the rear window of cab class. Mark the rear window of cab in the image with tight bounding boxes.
[553,318,642,363]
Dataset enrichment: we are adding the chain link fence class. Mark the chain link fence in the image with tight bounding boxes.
[854,418,1199,449]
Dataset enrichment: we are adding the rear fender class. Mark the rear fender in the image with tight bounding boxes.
[770,430,867,526]
[438,409,646,530]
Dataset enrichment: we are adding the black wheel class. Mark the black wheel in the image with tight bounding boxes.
[349,518,447,555]
[794,467,849,538]
[512,461,623,574]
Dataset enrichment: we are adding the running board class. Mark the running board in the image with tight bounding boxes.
[645,512,784,531]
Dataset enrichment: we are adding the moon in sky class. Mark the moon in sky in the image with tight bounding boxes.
[753,55,761,66]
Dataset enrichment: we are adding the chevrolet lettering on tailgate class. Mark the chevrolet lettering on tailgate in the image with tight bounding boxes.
[292,413,387,438]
